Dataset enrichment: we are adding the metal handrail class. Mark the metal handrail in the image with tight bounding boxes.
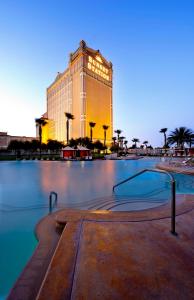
[113,168,177,235]
[49,191,58,213]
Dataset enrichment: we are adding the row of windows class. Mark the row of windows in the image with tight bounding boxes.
[70,59,82,73]
[48,93,71,105]
[48,79,72,96]
[48,58,83,97]
[48,96,71,108]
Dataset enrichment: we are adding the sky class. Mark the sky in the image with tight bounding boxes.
[0,0,193,147]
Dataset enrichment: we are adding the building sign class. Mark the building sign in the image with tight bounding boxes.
[96,55,103,63]
[87,56,109,81]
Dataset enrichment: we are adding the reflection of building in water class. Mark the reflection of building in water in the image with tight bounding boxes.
[39,160,115,206]
[38,40,113,144]
[39,162,69,195]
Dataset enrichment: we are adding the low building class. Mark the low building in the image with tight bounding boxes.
[61,145,91,160]
[188,148,194,156]
[76,145,91,159]
[61,146,76,159]
[0,132,36,149]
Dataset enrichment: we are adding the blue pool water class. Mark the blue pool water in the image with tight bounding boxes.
[0,158,194,299]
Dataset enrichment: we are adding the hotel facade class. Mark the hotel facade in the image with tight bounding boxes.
[40,40,113,144]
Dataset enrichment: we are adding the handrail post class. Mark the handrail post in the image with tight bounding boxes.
[49,193,52,213]
[49,191,58,213]
[112,168,178,235]
[171,180,177,235]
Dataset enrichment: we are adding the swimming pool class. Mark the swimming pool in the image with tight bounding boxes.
[0,158,194,299]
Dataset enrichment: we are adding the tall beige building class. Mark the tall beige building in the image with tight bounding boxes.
[41,40,113,144]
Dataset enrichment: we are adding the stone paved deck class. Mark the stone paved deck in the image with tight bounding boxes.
[34,195,194,300]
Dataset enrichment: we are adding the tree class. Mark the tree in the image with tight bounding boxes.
[89,122,96,142]
[187,133,194,148]
[124,140,128,152]
[65,113,74,144]
[31,139,40,152]
[168,127,193,149]
[132,138,140,148]
[35,118,47,158]
[93,140,105,153]
[110,144,119,153]
[119,136,125,149]
[114,129,122,143]
[102,125,109,147]
[80,137,93,149]
[8,140,23,153]
[47,139,64,152]
[72,137,94,149]
[111,137,119,153]
[159,128,168,148]
[143,141,149,148]
[112,137,116,146]
[69,138,78,148]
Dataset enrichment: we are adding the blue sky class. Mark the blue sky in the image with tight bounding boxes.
[0,0,193,146]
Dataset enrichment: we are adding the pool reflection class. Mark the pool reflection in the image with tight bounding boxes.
[39,160,116,206]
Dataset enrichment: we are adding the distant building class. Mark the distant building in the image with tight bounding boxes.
[39,40,113,144]
[0,132,36,149]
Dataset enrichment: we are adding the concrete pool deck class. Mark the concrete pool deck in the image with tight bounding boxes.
[8,194,194,300]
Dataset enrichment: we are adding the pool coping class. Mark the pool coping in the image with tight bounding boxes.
[7,211,63,300]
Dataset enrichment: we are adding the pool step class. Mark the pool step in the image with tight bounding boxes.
[88,197,167,211]
[57,187,168,211]
[57,195,168,211]
[1,188,168,212]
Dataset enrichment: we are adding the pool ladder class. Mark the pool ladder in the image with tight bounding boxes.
[113,168,177,235]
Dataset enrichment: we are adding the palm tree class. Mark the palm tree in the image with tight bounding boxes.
[124,140,128,152]
[102,125,109,147]
[168,127,193,149]
[142,140,149,155]
[119,136,125,149]
[114,129,122,143]
[89,122,96,142]
[186,133,194,148]
[65,112,74,144]
[35,118,47,158]
[132,138,139,148]
[143,141,149,148]
[159,128,168,148]
[112,137,117,146]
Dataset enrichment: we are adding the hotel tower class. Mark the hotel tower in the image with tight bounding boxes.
[40,40,113,144]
